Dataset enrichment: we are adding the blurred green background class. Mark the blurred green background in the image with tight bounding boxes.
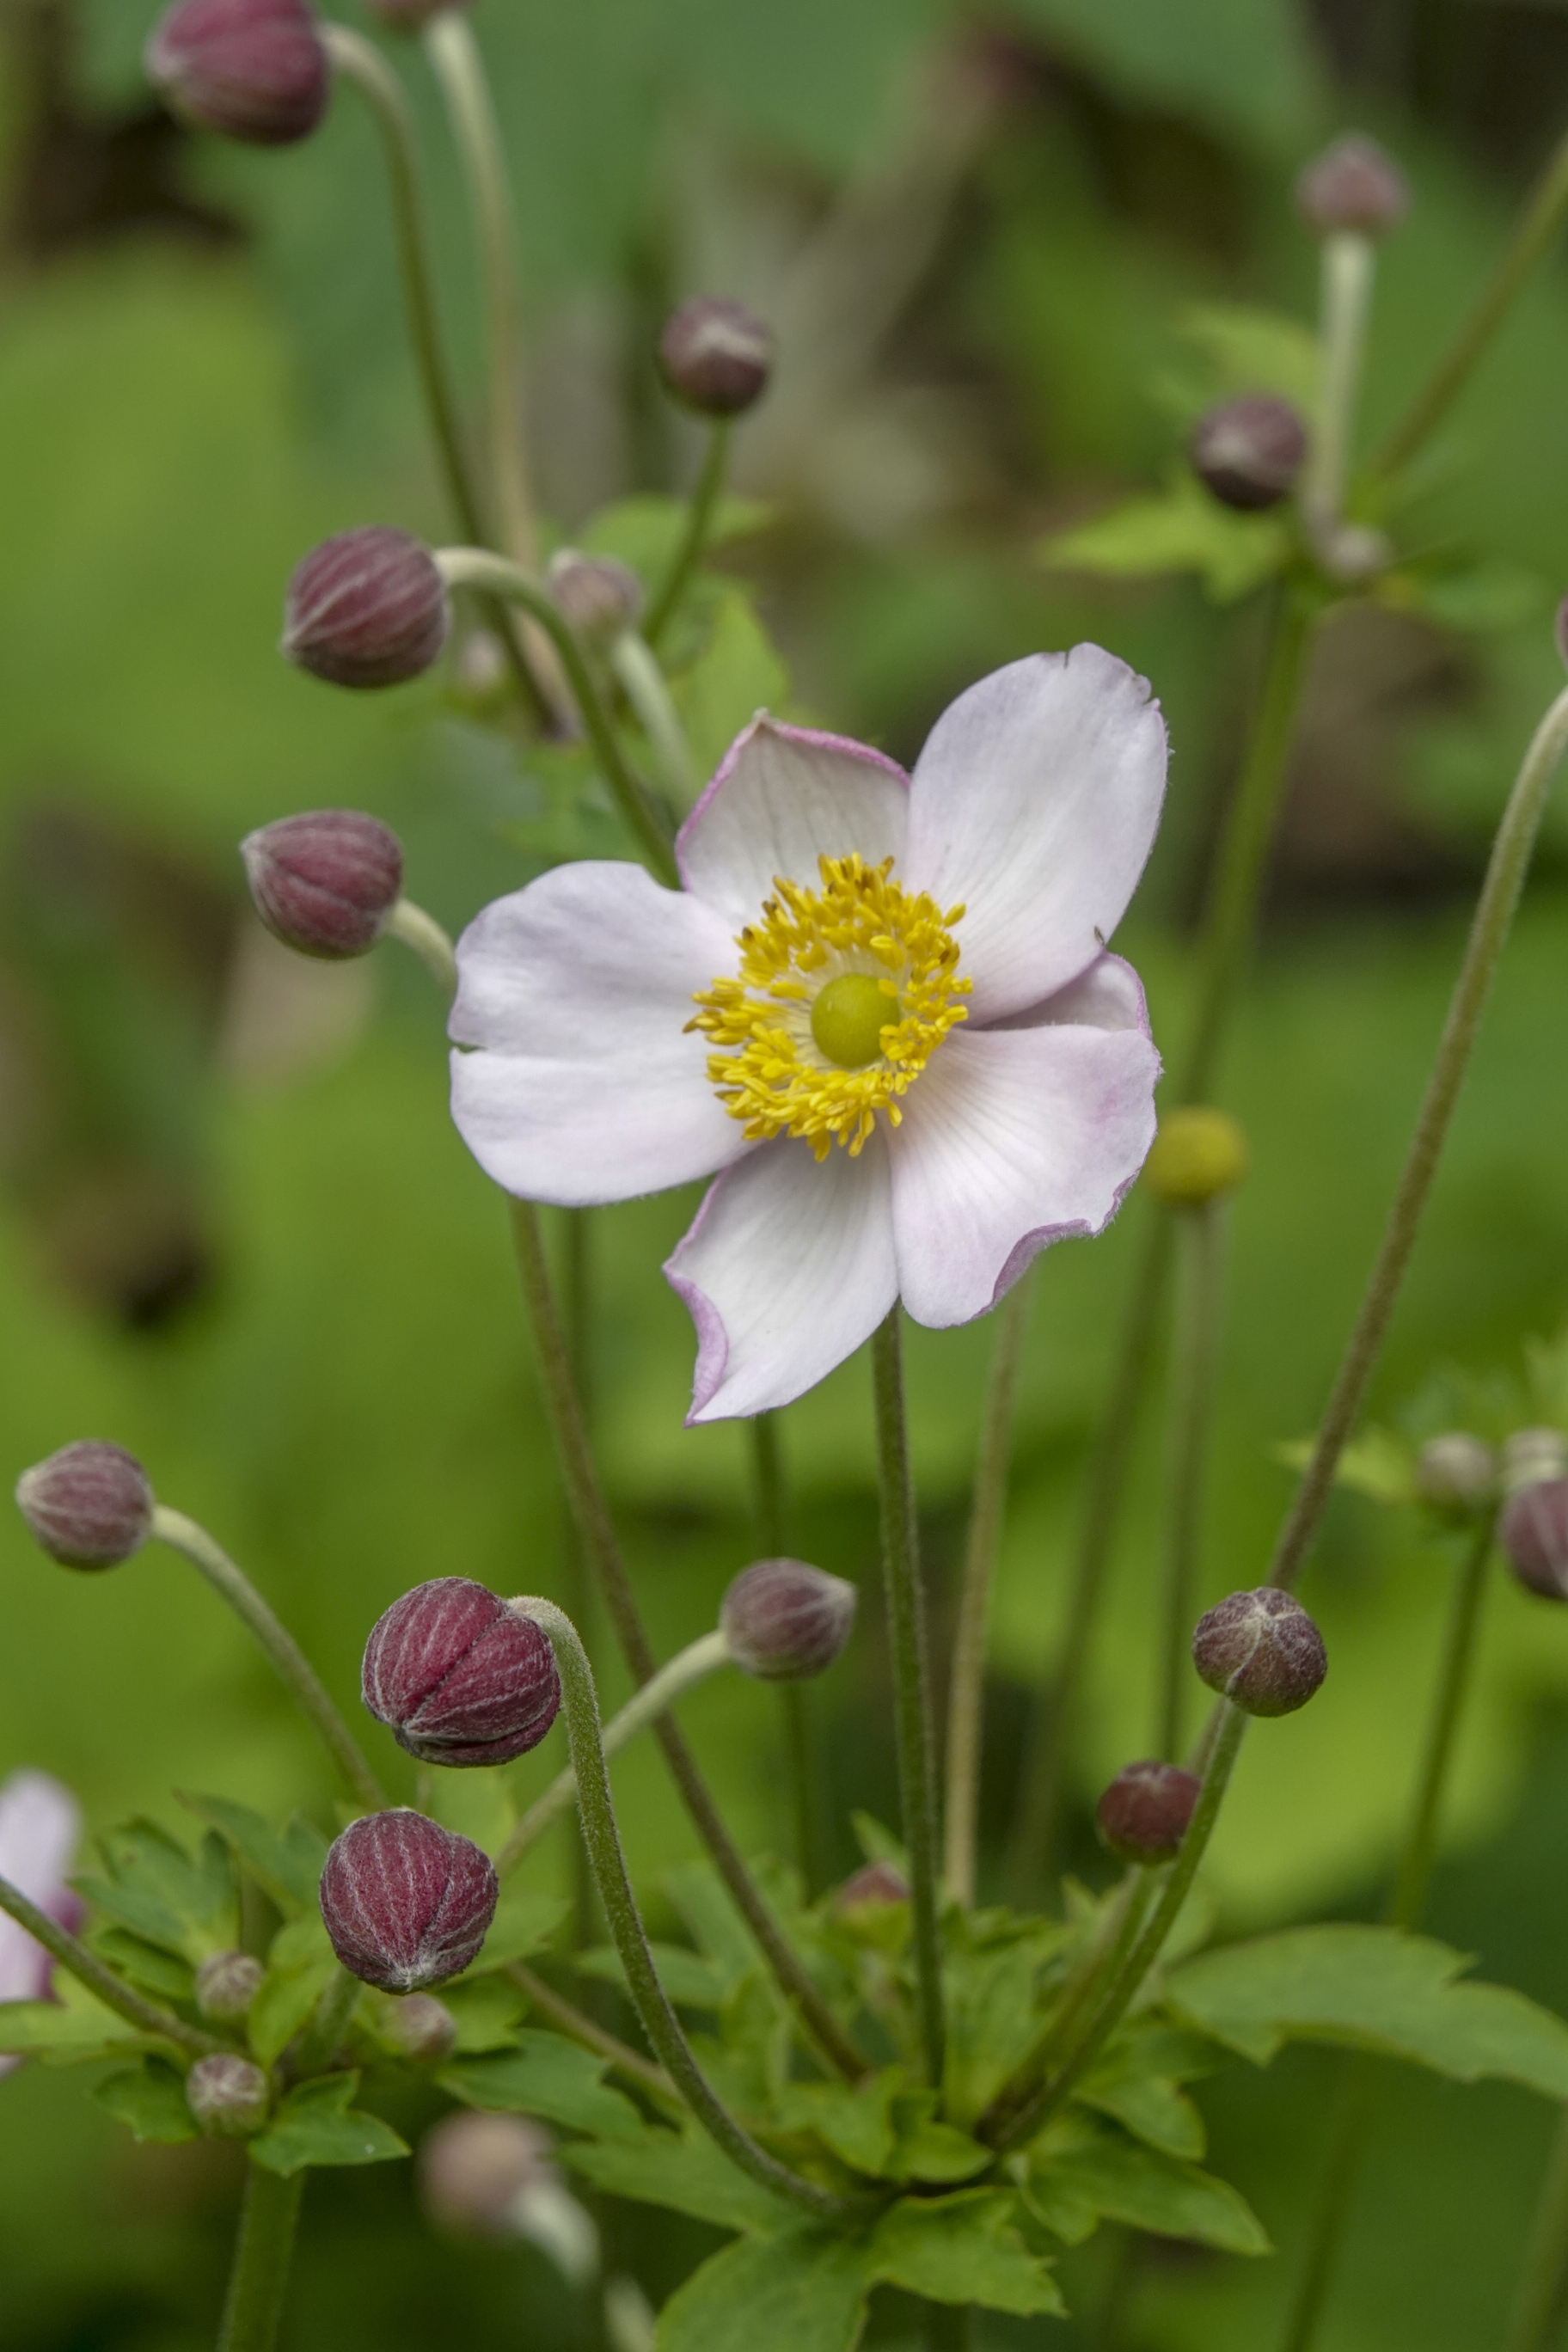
[5,0,1568,2343]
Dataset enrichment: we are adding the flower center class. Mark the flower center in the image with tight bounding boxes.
[688,853,970,1158]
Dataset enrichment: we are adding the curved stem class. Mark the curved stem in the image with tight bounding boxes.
[871,1310,945,2089]
[1269,682,1568,1594]
[437,549,677,881]
[384,897,457,995]
[611,631,699,804]
[644,420,731,651]
[496,1628,732,1875]
[0,1872,218,2058]
[944,1273,1032,1907]
[217,2159,304,2352]
[1303,233,1375,541]
[151,1508,386,1815]
[1508,2102,1568,2352]
[504,1960,680,2115]
[511,1596,868,2224]
[1156,1204,1228,1760]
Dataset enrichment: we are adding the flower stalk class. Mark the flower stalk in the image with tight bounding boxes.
[383,898,457,995]
[1303,231,1376,547]
[217,2160,305,2352]
[503,1959,681,2115]
[643,420,731,651]
[0,1871,219,2059]
[749,1411,820,1896]
[610,630,699,805]
[1156,1200,1228,1761]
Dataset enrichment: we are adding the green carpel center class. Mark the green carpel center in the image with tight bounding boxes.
[810,973,898,1069]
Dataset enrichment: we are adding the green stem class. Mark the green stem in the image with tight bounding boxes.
[1304,232,1375,539]
[1508,2102,1568,2352]
[1269,681,1568,1595]
[1156,1204,1228,1761]
[511,1596,867,2224]
[977,1871,1154,2147]
[611,632,699,804]
[150,1507,386,1816]
[383,897,456,995]
[504,1959,682,2115]
[644,420,731,651]
[1377,124,1568,482]
[944,1273,1032,1908]
[505,1198,869,2083]
[0,1872,217,2057]
[437,549,677,880]
[217,2159,304,2352]
[560,1205,597,1951]
[871,1309,945,2090]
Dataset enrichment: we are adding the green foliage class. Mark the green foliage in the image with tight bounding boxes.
[92,2058,199,2146]
[565,2121,797,2235]
[248,1914,340,2071]
[77,1818,238,1964]
[440,2031,646,2141]
[654,2227,869,2352]
[1026,2112,1271,2253]
[1041,475,1289,603]
[0,1974,156,2064]
[249,2073,408,2177]
[431,1973,528,2056]
[864,2188,1064,2313]
[469,1890,572,1972]
[181,1793,330,1920]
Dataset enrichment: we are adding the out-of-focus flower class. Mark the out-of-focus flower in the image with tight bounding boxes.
[420,2111,599,2280]
[0,1771,82,2076]
[145,0,329,146]
[658,298,774,417]
[450,652,1165,1418]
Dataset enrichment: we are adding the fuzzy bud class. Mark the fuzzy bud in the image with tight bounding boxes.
[321,1810,497,1992]
[546,549,645,643]
[15,1442,154,1570]
[835,1859,910,1910]
[720,1559,857,1681]
[146,0,328,146]
[282,527,450,689]
[381,1992,457,2063]
[362,1578,561,1767]
[241,810,403,962]
[1414,1432,1497,1517]
[1192,1587,1326,1717]
[420,2110,553,2236]
[186,2053,271,2137]
[366,0,470,28]
[1499,1477,1568,1601]
[1503,1427,1568,1496]
[1295,134,1409,238]
[1554,597,1568,674]
[1141,1106,1250,1207]
[1095,1760,1202,1864]
[194,1950,265,2023]
[658,297,773,418]
[1189,395,1308,513]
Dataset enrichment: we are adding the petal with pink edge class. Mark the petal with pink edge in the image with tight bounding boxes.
[677,717,909,932]
[0,1770,80,2015]
[889,1020,1161,1329]
[901,647,1167,1024]
[665,1132,898,1422]
[449,862,747,1206]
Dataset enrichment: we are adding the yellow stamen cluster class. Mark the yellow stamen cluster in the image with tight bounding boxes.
[688,854,970,1157]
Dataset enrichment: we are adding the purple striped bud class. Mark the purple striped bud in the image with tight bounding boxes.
[1189,396,1307,514]
[15,1442,154,1570]
[194,1951,264,2023]
[282,528,450,689]
[1192,1587,1326,1717]
[320,1811,497,1992]
[1295,135,1408,238]
[658,298,773,418]
[1500,1476,1568,1601]
[720,1559,856,1681]
[1096,1761,1200,1864]
[146,0,328,147]
[186,2053,271,2135]
[362,1578,561,1767]
[241,810,403,961]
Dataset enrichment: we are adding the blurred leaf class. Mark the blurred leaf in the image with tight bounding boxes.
[1077,2024,1216,2160]
[1041,475,1288,602]
[582,498,775,597]
[774,2071,898,2175]
[669,588,793,784]
[248,1917,338,2071]
[0,1987,155,2062]
[1026,2113,1270,2253]
[654,2226,868,2352]
[94,2058,199,2145]
[1387,558,1550,637]
[88,1929,196,2005]
[575,1942,730,2010]
[435,1974,528,2055]
[181,1794,328,1919]
[1005,0,1323,149]
[866,2188,1065,2314]
[886,2091,992,2183]
[440,2030,645,2140]
[250,2073,408,2176]
[469,1891,573,1974]
[1273,1426,1418,1507]
[1162,303,1323,423]
[565,2122,796,2233]
[665,1860,774,1991]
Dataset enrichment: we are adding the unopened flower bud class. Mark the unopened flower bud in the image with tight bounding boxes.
[1189,395,1308,513]
[1192,1587,1326,1717]
[366,0,470,28]
[381,1992,457,2063]
[15,1442,154,1570]
[1414,1432,1497,1516]
[1095,1760,1201,1864]
[282,527,450,689]
[321,1810,497,1992]
[1503,1427,1568,1495]
[835,1859,910,1910]
[362,1578,561,1767]
[1554,596,1568,673]
[186,2052,270,2136]
[720,1559,856,1681]
[658,297,773,418]
[241,810,403,962]
[1141,1106,1249,1208]
[546,549,645,643]
[1295,134,1409,238]
[1499,1477,1568,1601]
[195,1950,265,2023]
[146,0,328,146]
[420,2110,553,2236]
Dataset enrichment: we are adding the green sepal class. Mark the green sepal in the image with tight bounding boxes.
[180,1793,328,1919]
[439,2030,645,2141]
[654,2226,868,2352]
[865,2188,1065,2316]
[1025,2113,1270,2255]
[249,2072,407,2177]
[94,2057,199,2144]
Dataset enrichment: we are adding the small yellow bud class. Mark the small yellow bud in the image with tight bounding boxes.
[1141,1106,1249,1207]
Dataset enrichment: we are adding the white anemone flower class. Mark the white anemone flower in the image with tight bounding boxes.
[451,647,1167,1421]
[0,1769,81,2074]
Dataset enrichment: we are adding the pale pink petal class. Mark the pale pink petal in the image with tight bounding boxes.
[0,1770,81,2023]
[901,648,1167,1024]
[889,1020,1161,1328]
[676,718,909,931]
[665,1133,897,1422]
[987,949,1150,1034]
[449,863,748,1206]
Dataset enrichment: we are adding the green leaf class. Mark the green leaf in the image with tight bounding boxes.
[1168,1925,1568,2097]
[86,1820,238,1962]
[248,1917,338,2071]
[94,2058,199,2145]
[655,2226,867,2352]
[774,2072,898,2177]
[250,2073,408,2177]
[0,1989,155,2062]
[575,1942,730,2010]
[565,2123,795,2235]
[432,1974,528,2055]
[1172,302,1323,419]
[1026,2115,1270,2255]
[581,494,773,596]
[440,2031,645,2141]
[469,1891,572,1974]
[866,2189,1065,2316]
[1041,474,1288,603]
[88,1929,196,2005]
[181,1793,328,1918]
[887,2091,991,2184]
[1273,1427,1417,1507]
[1077,2024,1217,2161]
[670,589,793,786]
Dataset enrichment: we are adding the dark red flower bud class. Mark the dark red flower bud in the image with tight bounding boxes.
[321,1810,497,1992]
[1095,1760,1201,1864]
[1414,1432,1497,1516]
[15,1442,154,1570]
[195,1950,265,2022]
[1500,1477,1568,1601]
[1189,396,1308,513]
[366,0,470,28]
[241,810,403,961]
[1192,1587,1326,1717]
[720,1559,856,1681]
[835,1859,910,1910]
[362,1578,561,1767]
[186,2052,271,2135]
[420,2110,553,2235]
[1295,134,1409,238]
[382,1992,457,2062]
[145,0,328,147]
[658,297,773,418]
[282,527,450,689]
[546,549,645,643]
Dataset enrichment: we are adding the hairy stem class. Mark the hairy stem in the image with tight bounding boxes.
[1156,1204,1228,1760]
[611,632,699,804]
[384,898,457,995]
[217,2159,304,2352]
[979,1871,1155,2147]
[644,420,731,651]
[1508,2102,1568,2352]
[0,1872,218,2057]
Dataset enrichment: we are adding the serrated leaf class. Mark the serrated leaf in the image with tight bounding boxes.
[774,2072,898,2177]
[669,589,792,786]
[1077,2025,1217,2161]
[866,2190,1065,2317]
[89,1929,196,2005]
[74,1873,192,1959]
[565,2123,795,2235]
[0,1991,155,2061]
[469,1892,571,1974]
[887,2091,990,2184]
[95,2058,199,2144]
[181,1793,327,1917]
[1027,2115,1269,2254]
[435,1974,528,2055]
[655,2226,867,2352]
[1041,474,1288,603]
[89,1821,238,1961]
[1168,1925,1568,2096]
[250,2073,407,2177]
[575,1942,729,2010]
[440,2031,645,2141]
